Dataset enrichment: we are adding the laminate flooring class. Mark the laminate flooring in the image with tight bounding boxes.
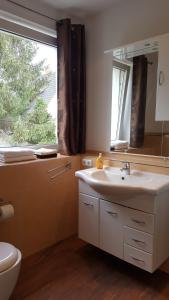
[11,237,169,300]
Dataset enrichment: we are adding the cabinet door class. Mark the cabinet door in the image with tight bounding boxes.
[100,200,123,259]
[156,33,169,120]
[79,193,99,247]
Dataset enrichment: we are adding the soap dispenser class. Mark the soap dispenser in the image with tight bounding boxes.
[96,153,103,169]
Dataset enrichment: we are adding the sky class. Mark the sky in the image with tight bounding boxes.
[34,42,57,72]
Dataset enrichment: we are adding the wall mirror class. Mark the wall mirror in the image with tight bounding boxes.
[107,33,169,157]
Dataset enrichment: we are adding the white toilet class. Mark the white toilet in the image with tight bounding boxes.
[0,242,21,300]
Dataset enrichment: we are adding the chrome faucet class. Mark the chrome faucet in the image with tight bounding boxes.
[120,161,131,176]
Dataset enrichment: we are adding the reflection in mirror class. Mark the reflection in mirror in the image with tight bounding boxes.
[110,38,169,156]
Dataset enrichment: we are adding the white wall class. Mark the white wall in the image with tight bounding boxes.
[86,0,169,151]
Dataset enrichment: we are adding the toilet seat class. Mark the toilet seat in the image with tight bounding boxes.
[0,243,18,273]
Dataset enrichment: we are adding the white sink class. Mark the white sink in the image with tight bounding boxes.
[75,167,169,197]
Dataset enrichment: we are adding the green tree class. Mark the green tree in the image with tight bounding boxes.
[0,31,56,145]
[13,99,56,144]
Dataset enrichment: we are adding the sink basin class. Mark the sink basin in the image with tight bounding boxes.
[75,167,169,197]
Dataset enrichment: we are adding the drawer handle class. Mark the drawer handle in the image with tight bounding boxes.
[83,202,93,207]
[106,210,118,217]
[131,256,145,264]
[132,218,146,225]
[132,238,145,246]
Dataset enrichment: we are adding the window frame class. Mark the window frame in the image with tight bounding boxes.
[0,10,57,47]
[111,60,130,143]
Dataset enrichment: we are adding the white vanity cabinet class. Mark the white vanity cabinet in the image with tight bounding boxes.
[112,32,169,122]
[78,180,169,273]
[156,33,169,120]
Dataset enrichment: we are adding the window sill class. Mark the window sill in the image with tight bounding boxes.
[0,153,70,167]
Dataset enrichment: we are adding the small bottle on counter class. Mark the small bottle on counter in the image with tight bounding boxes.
[96,153,103,169]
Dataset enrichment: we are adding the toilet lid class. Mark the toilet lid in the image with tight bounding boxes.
[0,242,18,273]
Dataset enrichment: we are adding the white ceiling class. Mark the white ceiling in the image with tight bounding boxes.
[37,0,121,17]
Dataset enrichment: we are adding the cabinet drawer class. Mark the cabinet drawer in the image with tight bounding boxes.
[124,227,153,253]
[124,244,153,272]
[125,208,154,234]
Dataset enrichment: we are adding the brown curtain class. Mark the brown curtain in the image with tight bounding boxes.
[130,55,148,148]
[56,19,86,155]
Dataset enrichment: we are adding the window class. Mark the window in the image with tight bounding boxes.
[0,30,57,147]
[111,61,130,142]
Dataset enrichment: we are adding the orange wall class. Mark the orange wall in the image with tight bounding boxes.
[0,155,81,257]
[1,151,169,273]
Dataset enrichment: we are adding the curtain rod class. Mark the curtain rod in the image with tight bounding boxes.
[7,0,57,22]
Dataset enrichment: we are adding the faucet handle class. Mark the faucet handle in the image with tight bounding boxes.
[121,161,131,175]
[126,161,130,168]
[122,161,130,168]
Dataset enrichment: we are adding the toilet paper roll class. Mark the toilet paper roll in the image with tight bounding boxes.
[0,204,14,221]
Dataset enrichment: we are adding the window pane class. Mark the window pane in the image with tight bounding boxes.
[111,65,128,142]
[0,30,57,147]
[111,67,120,141]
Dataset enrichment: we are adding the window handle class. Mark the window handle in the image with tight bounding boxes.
[159,71,165,86]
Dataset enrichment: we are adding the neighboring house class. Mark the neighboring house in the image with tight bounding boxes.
[41,72,57,121]
[21,72,57,120]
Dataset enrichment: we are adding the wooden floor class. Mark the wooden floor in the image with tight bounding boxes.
[11,237,169,300]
